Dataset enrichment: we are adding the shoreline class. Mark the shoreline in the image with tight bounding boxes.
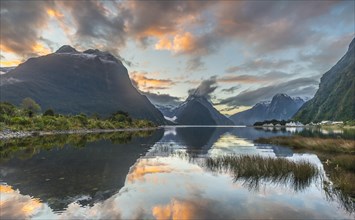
[0,127,161,140]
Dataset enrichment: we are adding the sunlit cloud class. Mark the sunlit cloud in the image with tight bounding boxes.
[0,185,43,219]
[130,71,176,91]
[127,159,173,183]
[0,59,22,67]
[155,32,197,54]
[152,199,194,220]
[46,8,63,18]
[31,43,52,56]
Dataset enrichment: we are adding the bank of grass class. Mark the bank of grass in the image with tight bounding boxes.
[256,135,355,209]
[0,101,156,132]
[255,136,355,153]
[205,155,319,192]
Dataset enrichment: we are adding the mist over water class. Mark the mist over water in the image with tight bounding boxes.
[0,127,353,219]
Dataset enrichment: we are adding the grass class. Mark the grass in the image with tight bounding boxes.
[255,135,355,212]
[0,102,157,132]
[205,155,319,192]
[255,136,355,153]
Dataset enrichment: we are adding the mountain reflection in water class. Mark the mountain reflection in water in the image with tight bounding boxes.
[0,127,353,219]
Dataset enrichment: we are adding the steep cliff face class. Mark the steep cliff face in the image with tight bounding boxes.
[230,94,305,125]
[171,95,234,125]
[0,45,166,124]
[293,38,355,123]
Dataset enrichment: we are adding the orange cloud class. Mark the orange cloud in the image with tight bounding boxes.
[127,159,173,183]
[46,9,64,18]
[0,59,22,67]
[0,185,14,193]
[31,43,51,56]
[130,71,175,91]
[0,42,51,58]
[152,199,194,220]
[0,185,42,218]
[155,32,197,54]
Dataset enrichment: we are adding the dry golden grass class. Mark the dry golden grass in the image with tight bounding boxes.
[256,136,355,153]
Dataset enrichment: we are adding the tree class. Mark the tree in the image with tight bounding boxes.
[110,111,132,123]
[21,98,41,117]
[43,109,55,116]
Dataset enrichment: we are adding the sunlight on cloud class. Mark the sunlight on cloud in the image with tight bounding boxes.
[155,32,196,53]
[131,71,175,91]
[152,199,194,220]
[31,43,52,56]
[0,185,43,219]
[46,9,63,18]
[127,159,174,183]
[0,59,21,67]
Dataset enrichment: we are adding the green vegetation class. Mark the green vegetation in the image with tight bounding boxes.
[293,38,354,124]
[21,97,41,117]
[0,100,156,132]
[255,136,355,153]
[253,119,291,126]
[205,155,319,192]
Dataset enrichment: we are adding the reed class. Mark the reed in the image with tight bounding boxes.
[205,155,319,192]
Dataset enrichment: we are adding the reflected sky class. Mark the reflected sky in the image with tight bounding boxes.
[1,127,353,219]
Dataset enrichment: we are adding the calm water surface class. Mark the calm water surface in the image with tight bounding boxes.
[0,127,353,219]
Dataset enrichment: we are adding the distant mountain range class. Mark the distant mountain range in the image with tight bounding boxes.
[161,95,234,125]
[0,45,166,124]
[230,94,305,125]
[294,38,355,123]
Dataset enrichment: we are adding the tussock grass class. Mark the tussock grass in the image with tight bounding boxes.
[256,136,355,153]
[205,155,319,192]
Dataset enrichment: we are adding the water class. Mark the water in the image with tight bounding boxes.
[0,127,353,219]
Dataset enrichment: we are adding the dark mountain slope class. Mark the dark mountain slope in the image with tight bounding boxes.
[173,95,234,125]
[0,45,166,124]
[230,94,305,125]
[293,38,355,123]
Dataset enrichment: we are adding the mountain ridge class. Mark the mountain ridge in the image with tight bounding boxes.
[0,45,166,124]
[164,95,234,125]
[230,93,305,125]
[293,38,355,123]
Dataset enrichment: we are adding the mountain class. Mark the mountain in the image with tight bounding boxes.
[170,95,234,125]
[230,94,305,125]
[293,38,355,123]
[0,66,16,74]
[0,45,166,124]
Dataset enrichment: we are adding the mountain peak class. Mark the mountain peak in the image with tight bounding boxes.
[83,49,119,63]
[55,45,78,54]
[273,93,290,99]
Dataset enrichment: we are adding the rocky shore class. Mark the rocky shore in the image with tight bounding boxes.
[0,127,160,140]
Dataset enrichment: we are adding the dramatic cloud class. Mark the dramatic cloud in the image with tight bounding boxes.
[0,1,53,57]
[225,59,293,73]
[142,91,181,106]
[1,1,353,68]
[186,57,205,71]
[130,71,175,91]
[59,1,127,52]
[218,77,319,107]
[221,86,241,94]
[298,34,354,72]
[188,76,218,99]
[218,71,291,84]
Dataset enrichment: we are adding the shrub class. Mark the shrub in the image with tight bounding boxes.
[43,109,55,116]
[21,98,41,117]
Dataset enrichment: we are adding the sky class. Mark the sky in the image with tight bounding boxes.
[0,0,354,115]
